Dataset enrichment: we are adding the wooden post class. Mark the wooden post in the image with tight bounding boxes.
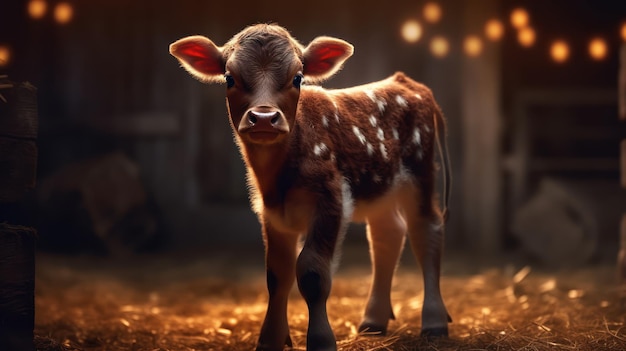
[617,43,626,283]
[461,0,502,252]
[0,78,37,351]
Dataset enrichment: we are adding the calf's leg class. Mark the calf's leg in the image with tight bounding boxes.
[296,193,349,351]
[257,224,298,351]
[359,206,406,335]
[402,185,450,337]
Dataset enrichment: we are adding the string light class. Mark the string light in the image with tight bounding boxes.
[464,35,483,57]
[511,8,529,29]
[401,20,422,43]
[621,22,626,42]
[430,36,449,58]
[423,2,442,24]
[589,37,608,60]
[485,19,504,41]
[0,45,10,67]
[518,27,536,47]
[27,0,47,20]
[550,40,569,63]
[54,2,73,24]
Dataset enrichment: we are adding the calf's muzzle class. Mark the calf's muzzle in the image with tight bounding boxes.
[238,107,290,143]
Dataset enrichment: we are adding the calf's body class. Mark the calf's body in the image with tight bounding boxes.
[170,24,451,351]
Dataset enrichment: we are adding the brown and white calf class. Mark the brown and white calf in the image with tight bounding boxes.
[170,24,451,351]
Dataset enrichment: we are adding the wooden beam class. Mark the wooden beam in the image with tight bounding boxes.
[618,43,626,120]
[461,0,502,253]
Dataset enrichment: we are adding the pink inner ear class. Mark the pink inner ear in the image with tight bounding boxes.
[306,44,348,76]
[176,42,223,75]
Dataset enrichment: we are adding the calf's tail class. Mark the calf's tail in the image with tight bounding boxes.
[433,109,451,223]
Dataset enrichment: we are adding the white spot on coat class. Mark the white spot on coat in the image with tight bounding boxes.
[377,127,385,141]
[380,143,388,160]
[335,112,340,123]
[392,127,399,140]
[396,95,408,107]
[417,149,423,160]
[413,127,421,145]
[365,89,377,103]
[322,116,329,128]
[415,93,423,100]
[369,115,377,127]
[372,174,382,183]
[314,142,328,156]
[366,142,374,155]
[353,126,367,145]
[376,99,387,114]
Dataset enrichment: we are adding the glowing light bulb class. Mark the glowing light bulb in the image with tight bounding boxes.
[28,0,47,19]
[485,19,504,41]
[423,2,442,23]
[430,36,449,58]
[54,2,73,25]
[464,35,483,57]
[551,40,569,63]
[511,8,529,29]
[0,45,10,67]
[518,27,536,47]
[621,22,626,42]
[401,20,422,43]
[589,37,608,61]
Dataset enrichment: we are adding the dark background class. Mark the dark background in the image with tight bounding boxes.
[1,0,624,266]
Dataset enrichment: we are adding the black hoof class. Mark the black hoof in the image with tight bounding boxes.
[420,327,449,339]
[255,335,292,351]
[358,322,388,336]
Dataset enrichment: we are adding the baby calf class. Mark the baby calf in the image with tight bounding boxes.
[170,23,451,351]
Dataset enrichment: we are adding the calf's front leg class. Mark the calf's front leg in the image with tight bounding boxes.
[257,224,298,351]
[296,195,349,351]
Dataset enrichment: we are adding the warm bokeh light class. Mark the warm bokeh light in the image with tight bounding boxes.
[588,37,608,61]
[54,2,73,24]
[464,35,483,57]
[0,45,10,67]
[423,2,442,23]
[401,20,422,43]
[430,36,449,58]
[485,19,504,41]
[550,40,569,63]
[518,27,536,47]
[621,22,626,42]
[28,0,47,19]
[511,8,529,29]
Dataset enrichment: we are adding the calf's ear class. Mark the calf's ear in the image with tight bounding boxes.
[169,36,225,84]
[303,37,354,83]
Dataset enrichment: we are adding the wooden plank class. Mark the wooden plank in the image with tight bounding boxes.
[622,139,626,189]
[0,82,38,140]
[0,138,37,203]
[0,223,36,351]
[619,43,626,120]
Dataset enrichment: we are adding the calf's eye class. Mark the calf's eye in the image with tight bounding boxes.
[293,73,304,88]
[225,74,235,88]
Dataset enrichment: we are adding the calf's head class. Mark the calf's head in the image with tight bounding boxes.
[170,24,354,144]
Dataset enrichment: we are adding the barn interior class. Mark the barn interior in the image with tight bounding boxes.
[1,0,626,350]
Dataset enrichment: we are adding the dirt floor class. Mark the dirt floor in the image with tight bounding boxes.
[34,245,626,351]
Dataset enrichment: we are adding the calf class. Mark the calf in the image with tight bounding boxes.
[170,24,451,351]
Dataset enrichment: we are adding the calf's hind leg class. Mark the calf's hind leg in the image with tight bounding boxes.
[402,186,450,337]
[358,206,406,335]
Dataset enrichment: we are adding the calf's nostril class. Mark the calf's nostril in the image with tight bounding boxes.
[248,114,257,124]
[271,115,279,125]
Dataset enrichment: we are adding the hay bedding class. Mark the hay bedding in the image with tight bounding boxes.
[34,251,626,351]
